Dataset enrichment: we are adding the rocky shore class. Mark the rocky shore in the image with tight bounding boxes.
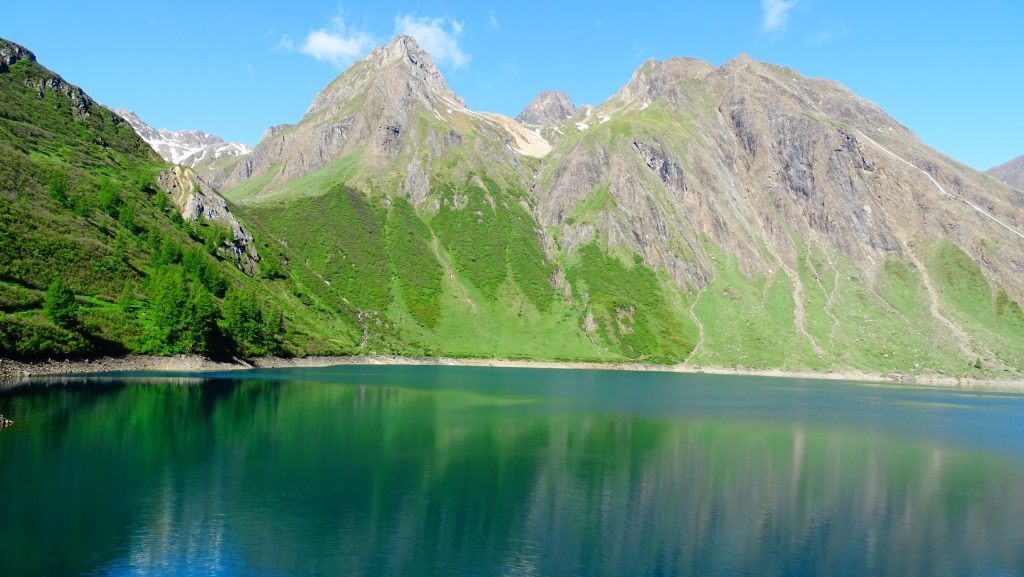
[1,354,1022,392]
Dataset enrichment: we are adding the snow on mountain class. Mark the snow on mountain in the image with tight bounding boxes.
[115,109,251,166]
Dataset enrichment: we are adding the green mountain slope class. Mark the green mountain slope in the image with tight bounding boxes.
[0,38,360,357]
[215,37,1023,377]
[3,35,1023,379]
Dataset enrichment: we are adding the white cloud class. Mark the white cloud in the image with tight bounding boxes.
[488,10,499,29]
[761,0,796,33]
[300,17,373,68]
[274,35,294,52]
[394,15,469,68]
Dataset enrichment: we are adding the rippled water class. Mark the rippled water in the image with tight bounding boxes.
[1,366,1023,576]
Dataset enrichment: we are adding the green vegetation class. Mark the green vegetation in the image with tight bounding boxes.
[928,241,1024,371]
[43,278,77,328]
[0,44,293,358]
[386,198,443,328]
[3,38,1022,375]
[567,244,696,362]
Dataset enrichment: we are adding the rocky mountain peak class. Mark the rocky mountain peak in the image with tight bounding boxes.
[116,108,251,167]
[307,34,462,117]
[618,57,715,105]
[0,39,35,71]
[516,90,577,126]
[372,35,438,73]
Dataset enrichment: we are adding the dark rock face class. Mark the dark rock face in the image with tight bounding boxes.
[516,91,577,126]
[631,139,686,192]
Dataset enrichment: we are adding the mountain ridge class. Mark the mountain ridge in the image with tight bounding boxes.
[116,109,252,169]
[3,34,1023,379]
[988,155,1024,190]
[213,35,1024,375]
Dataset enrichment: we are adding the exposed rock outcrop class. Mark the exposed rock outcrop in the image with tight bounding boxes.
[218,35,473,192]
[516,90,577,126]
[0,39,34,71]
[156,166,260,274]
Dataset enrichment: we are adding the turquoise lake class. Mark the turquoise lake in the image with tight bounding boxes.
[1,365,1023,576]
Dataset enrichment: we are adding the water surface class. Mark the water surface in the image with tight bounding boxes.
[1,366,1023,576]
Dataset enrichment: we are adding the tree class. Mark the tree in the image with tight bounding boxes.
[222,289,278,356]
[142,266,187,352]
[48,171,68,206]
[259,254,286,280]
[118,201,138,233]
[44,278,77,328]
[182,248,226,297]
[98,177,122,217]
[180,283,218,353]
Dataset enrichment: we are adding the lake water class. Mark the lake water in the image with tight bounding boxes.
[1,365,1023,576]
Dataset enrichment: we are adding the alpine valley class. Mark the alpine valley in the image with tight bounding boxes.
[2,35,1023,378]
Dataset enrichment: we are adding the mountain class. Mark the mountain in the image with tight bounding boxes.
[988,155,1024,190]
[209,36,1024,376]
[214,35,549,196]
[0,37,354,358]
[516,90,577,125]
[4,34,1023,379]
[116,108,251,170]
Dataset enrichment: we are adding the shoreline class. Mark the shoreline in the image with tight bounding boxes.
[2,354,1022,392]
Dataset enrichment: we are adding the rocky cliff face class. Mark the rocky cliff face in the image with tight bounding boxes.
[988,155,1024,190]
[214,35,546,202]
[538,54,1024,296]
[516,90,577,125]
[215,39,1024,373]
[117,109,251,168]
[156,166,259,274]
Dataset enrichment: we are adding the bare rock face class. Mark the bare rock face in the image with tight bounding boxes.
[156,166,260,274]
[988,155,1024,190]
[218,35,470,192]
[619,57,715,106]
[516,90,577,125]
[536,52,1024,303]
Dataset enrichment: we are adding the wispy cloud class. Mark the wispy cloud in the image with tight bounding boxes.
[274,35,294,52]
[299,16,374,68]
[807,22,850,45]
[394,15,469,68]
[488,10,499,29]
[761,0,796,33]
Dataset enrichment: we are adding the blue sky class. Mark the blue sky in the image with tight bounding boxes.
[5,0,1022,169]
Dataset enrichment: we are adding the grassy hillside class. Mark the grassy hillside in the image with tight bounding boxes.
[3,36,1021,378]
[0,41,355,358]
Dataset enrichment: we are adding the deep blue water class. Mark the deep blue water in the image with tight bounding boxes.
[1,365,1023,576]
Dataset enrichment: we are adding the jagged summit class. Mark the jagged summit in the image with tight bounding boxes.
[218,34,539,193]
[116,109,252,168]
[617,56,715,105]
[516,90,577,126]
[307,34,462,117]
